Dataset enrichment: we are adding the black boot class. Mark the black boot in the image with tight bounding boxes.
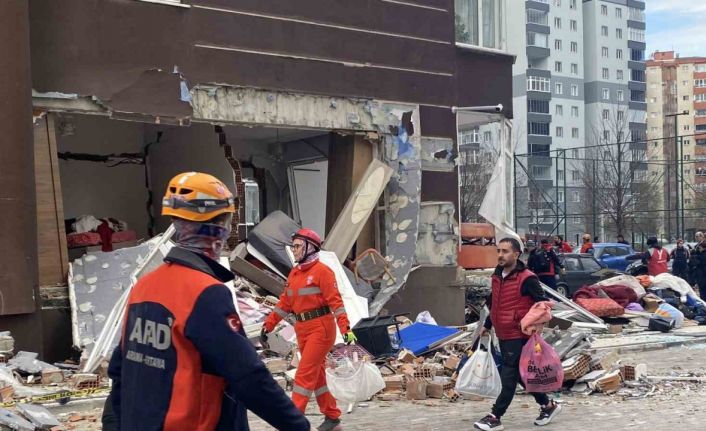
[318,416,342,431]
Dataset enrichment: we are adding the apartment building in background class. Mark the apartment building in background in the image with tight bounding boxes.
[647,51,706,238]
[509,0,646,242]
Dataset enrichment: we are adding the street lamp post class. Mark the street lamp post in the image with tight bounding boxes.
[665,110,689,241]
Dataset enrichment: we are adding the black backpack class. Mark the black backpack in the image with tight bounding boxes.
[533,250,552,273]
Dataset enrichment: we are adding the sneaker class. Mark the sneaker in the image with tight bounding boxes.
[318,417,342,431]
[474,414,504,431]
[534,401,563,426]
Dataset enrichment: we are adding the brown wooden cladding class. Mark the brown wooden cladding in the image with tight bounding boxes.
[192,0,453,43]
[191,47,456,106]
[34,114,69,286]
[190,7,454,75]
[29,0,513,119]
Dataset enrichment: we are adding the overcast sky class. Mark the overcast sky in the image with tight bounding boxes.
[647,0,706,58]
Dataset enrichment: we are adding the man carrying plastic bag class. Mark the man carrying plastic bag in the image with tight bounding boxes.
[473,238,563,431]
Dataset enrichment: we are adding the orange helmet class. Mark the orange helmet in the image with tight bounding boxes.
[162,172,236,222]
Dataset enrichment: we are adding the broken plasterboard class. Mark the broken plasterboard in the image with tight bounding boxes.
[322,159,394,262]
[415,201,458,266]
[68,241,156,351]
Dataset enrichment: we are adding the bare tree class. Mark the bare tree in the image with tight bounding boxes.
[580,105,662,238]
[459,143,498,222]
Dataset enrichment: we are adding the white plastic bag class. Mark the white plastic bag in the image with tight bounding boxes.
[326,360,385,405]
[415,310,438,325]
[455,336,502,398]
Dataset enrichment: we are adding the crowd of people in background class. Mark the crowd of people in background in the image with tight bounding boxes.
[520,231,706,298]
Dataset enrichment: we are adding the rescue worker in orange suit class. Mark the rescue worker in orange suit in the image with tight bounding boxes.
[107,172,310,431]
[627,236,670,276]
[260,228,353,431]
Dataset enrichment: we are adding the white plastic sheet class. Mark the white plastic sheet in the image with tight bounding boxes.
[455,337,502,398]
[319,251,370,343]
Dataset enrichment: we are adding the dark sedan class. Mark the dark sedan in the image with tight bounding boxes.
[555,253,619,297]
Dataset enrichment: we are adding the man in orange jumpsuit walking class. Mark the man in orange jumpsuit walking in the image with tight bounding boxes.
[261,228,354,431]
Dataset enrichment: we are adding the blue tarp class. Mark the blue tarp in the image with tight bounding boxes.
[398,323,461,355]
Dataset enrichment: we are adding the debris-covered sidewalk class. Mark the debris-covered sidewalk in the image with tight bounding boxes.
[248,344,706,430]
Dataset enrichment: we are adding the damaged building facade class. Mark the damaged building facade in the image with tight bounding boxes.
[0,0,513,358]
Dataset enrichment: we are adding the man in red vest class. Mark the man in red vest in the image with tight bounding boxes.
[474,238,562,431]
[261,228,354,431]
[627,236,669,276]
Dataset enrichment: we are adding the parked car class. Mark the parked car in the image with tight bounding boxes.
[555,253,617,298]
[573,243,637,271]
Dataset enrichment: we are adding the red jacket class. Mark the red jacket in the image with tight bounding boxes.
[559,241,573,253]
[264,259,350,334]
[490,267,537,340]
[580,242,594,253]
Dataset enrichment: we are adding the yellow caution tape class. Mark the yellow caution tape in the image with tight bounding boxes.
[0,387,109,408]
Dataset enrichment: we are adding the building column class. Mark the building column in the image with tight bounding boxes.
[0,1,44,353]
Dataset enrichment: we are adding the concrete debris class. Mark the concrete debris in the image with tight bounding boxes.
[16,404,61,429]
[9,352,59,376]
[0,408,35,431]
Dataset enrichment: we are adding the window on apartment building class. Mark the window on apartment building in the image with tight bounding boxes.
[631,90,645,102]
[528,99,550,113]
[555,39,563,50]
[558,190,565,203]
[684,95,690,101]
[602,109,610,120]
[527,31,549,48]
[631,49,644,61]
[684,154,692,161]
[570,0,576,9]
[684,125,690,131]
[558,170,565,181]
[602,68,610,79]
[650,97,657,103]
[529,144,550,156]
[696,110,706,117]
[617,110,625,121]
[571,42,578,53]
[603,88,610,100]
[571,85,578,96]
[629,29,645,42]
[572,127,579,138]
[556,82,564,94]
[682,65,689,72]
[697,65,706,72]
[556,126,564,137]
[650,112,658,118]
[528,122,550,135]
[572,148,580,158]
[572,170,580,181]
[616,49,623,60]
[483,131,492,142]
[555,61,563,72]
[556,104,564,116]
[555,17,562,29]
[603,130,611,141]
[616,8,622,18]
[629,7,645,22]
[570,20,578,31]
[684,139,691,145]
[617,69,624,81]
[631,69,645,82]
[527,76,551,92]
[601,26,608,37]
[526,9,548,25]
[602,47,609,57]
[616,28,623,39]
[572,106,579,117]
[695,79,706,88]
[601,5,608,15]
[571,63,578,75]
[683,80,689,86]
[617,90,624,101]
[554,0,561,6]
[460,128,481,144]
[454,0,506,50]
[697,125,706,132]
